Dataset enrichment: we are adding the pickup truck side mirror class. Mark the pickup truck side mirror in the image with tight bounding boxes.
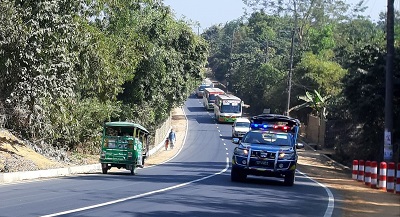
[296,142,304,149]
[232,138,240,144]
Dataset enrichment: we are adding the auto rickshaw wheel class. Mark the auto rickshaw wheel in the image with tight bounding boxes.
[101,163,108,174]
[130,167,137,175]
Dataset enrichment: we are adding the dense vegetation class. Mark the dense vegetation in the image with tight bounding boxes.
[0,0,208,153]
[0,0,398,164]
[204,0,399,163]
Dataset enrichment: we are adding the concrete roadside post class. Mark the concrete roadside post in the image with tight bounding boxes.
[357,160,365,182]
[370,161,378,189]
[379,162,387,191]
[352,160,358,180]
[364,160,371,186]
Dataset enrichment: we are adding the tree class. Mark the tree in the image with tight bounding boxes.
[294,51,347,98]
[334,44,400,161]
[243,0,350,49]
[290,90,329,119]
[0,0,82,143]
[0,0,209,153]
[334,18,385,67]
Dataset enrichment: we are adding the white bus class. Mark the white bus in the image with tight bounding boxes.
[214,94,243,123]
[203,88,225,110]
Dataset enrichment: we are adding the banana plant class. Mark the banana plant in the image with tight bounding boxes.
[289,90,329,119]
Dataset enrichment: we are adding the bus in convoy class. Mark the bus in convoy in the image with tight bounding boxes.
[196,79,214,98]
[214,94,243,123]
[203,87,225,110]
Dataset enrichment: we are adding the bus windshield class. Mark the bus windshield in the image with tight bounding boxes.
[209,94,217,101]
[221,104,241,113]
[199,85,211,91]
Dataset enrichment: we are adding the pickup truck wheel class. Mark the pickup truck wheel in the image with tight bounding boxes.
[231,167,246,182]
[284,171,295,186]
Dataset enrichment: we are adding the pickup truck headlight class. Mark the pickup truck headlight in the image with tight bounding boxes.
[278,152,295,160]
[234,148,249,156]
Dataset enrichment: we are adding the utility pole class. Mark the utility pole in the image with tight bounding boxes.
[227,27,237,94]
[383,0,394,161]
[286,1,297,116]
[286,29,295,116]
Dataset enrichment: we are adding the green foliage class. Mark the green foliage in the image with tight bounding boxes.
[291,90,329,118]
[334,18,385,67]
[0,0,208,153]
[294,51,347,97]
[335,45,400,161]
[0,0,81,140]
[308,25,335,54]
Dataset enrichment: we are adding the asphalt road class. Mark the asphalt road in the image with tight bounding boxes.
[0,96,335,217]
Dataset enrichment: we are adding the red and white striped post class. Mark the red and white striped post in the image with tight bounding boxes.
[358,160,365,182]
[396,163,400,194]
[370,161,378,189]
[386,162,395,193]
[379,162,387,191]
[352,160,358,180]
[364,160,371,186]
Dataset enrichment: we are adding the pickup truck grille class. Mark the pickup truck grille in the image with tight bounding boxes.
[251,150,276,159]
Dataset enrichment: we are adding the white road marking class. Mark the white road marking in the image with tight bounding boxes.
[40,106,230,217]
[297,170,334,217]
[41,157,230,217]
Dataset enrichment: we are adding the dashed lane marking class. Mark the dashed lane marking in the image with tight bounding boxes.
[41,157,230,217]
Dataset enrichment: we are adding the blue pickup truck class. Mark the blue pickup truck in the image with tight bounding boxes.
[230,114,304,186]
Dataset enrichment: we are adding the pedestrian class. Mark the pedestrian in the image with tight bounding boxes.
[168,129,176,149]
[165,138,169,151]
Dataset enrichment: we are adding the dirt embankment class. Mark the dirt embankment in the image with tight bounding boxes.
[0,129,98,173]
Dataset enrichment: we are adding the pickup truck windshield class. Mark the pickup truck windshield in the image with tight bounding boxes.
[242,131,291,146]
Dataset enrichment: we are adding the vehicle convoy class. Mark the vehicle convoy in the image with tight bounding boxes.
[99,121,149,175]
[196,79,214,98]
[231,117,251,138]
[203,87,225,110]
[214,94,243,123]
[231,114,304,186]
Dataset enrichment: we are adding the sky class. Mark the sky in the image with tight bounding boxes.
[163,0,392,33]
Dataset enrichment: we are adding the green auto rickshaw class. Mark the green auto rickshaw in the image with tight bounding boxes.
[99,121,149,175]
